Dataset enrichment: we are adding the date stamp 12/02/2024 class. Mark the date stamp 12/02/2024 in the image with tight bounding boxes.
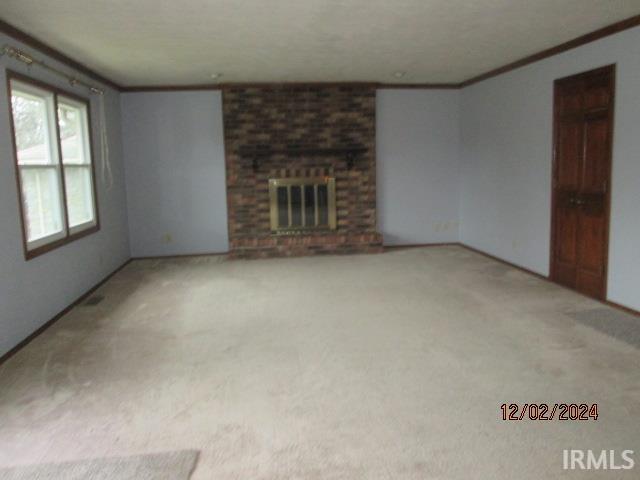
[500,403,598,421]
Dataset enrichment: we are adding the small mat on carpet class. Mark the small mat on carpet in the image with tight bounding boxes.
[568,307,640,349]
[0,450,199,480]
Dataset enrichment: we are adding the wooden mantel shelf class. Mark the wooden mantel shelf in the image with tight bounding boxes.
[237,145,368,170]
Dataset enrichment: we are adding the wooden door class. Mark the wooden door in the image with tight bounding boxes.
[551,65,615,300]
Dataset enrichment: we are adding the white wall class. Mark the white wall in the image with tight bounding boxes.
[460,26,640,312]
[377,90,460,245]
[121,92,228,257]
[0,32,130,357]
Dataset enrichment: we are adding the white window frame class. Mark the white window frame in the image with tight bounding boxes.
[8,72,100,260]
[57,95,98,235]
[11,81,68,250]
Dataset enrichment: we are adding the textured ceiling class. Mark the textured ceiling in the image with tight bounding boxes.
[1,0,640,86]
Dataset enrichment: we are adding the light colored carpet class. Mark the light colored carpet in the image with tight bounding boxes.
[0,450,198,479]
[0,246,639,479]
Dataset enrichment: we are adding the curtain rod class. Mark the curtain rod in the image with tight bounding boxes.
[1,44,105,94]
[2,43,114,191]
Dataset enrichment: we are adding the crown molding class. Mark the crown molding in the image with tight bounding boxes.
[120,84,222,92]
[121,81,384,92]
[377,83,460,89]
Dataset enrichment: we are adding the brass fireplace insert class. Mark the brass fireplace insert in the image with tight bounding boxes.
[269,177,337,233]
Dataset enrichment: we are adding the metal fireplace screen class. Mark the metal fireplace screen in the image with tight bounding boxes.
[269,177,337,233]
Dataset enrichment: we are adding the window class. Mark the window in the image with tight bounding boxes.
[8,73,99,259]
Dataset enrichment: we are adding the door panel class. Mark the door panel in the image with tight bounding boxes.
[577,211,606,274]
[557,83,582,114]
[551,65,614,301]
[584,74,612,110]
[582,115,610,194]
[556,120,582,190]
[555,193,579,267]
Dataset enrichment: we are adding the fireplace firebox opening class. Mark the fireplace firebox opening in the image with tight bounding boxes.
[269,177,336,234]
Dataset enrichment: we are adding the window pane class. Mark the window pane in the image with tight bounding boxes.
[57,101,88,165]
[290,186,302,227]
[20,168,64,242]
[304,185,315,227]
[64,166,95,227]
[277,186,289,228]
[317,184,329,226]
[11,90,55,165]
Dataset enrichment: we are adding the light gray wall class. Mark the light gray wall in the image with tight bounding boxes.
[377,89,460,245]
[0,32,130,357]
[4,25,638,359]
[121,92,228,257]
[460,26,640,312]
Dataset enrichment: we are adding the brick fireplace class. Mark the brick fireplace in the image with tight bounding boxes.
[222,84,383,259]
